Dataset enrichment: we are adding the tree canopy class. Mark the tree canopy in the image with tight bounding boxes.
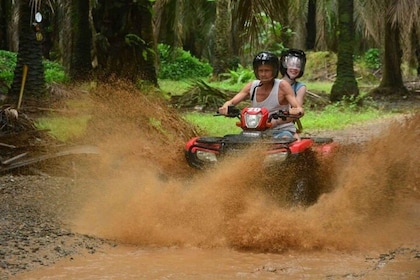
[0,0,418,101]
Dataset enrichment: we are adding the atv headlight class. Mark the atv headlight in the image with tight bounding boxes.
[196,150,218,162]
[264,151,288,164]
[244,113,262,128]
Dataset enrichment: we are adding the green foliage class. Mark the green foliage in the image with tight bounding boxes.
[159,79,192,96]
[43,60,68,84]
[220,64,254,85]
[363,48,381,70]
[158,44,213,80]
[206,80,243,93]
[242,12,291,55]
[125,33,145,47]
[0,50,68,86]
[0,50,17,86]
[304,51,337,81]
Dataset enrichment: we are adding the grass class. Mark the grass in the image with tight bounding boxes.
[183,112,242,136]
[35,93,93,142]
[36,115,91,142]
[180,79,387,136]
[299,106,385,131]
[183,105,387,136]
[159,79,193,96]
[303,80,333,94]
[31,79,392,141]
[38,78,385,140]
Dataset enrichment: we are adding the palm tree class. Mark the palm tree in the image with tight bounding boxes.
[330,0,359,102]
[60,0,93,81]
[0,0,12,50]
[357,0,420,96]
[232,0,289,54]
[153,0,216,59]
[10,0,46,99]
[93,0,157,85]
[212,0,233,78]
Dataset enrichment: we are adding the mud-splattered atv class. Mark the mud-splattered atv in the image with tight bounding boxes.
[184,106,337,205]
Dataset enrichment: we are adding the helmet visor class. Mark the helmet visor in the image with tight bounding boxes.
[283,56,301,70]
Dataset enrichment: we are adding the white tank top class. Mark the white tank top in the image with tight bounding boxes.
[249,79,289,115]
[249,79,296,132]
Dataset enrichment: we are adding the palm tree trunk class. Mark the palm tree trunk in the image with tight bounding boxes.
[372,20,408,95]
[0,0,11,49]
[67,0,92,81]
[330,0,359,102]
[305,0,317,50]
[94,0,157,85]
[212,0,232,79]
[10,0,45,99]
[413,26,420,77]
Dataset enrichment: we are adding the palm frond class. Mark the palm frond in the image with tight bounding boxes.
[232,0,288,54]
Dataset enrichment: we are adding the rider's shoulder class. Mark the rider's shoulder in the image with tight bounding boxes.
[295,81,306,87]
[278,78,293,88]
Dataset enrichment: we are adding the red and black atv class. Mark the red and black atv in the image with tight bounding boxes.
[184,106,337,205]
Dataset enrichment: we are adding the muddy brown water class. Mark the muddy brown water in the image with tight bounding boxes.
[10,103,420,279]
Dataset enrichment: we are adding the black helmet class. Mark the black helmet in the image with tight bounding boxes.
[279,49,306,79]
[252,51,279,80]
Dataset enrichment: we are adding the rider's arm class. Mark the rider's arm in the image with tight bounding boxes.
[271,81,304,127]
[295,84,307,107]
[281,80,304,116]
[218,82,252,115]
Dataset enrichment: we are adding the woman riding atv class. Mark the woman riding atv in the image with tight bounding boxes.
[280,48,307,134]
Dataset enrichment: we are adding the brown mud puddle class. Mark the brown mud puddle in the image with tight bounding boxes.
[11,240,420,279]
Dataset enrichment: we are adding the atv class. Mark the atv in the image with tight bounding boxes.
[184,106,337,206]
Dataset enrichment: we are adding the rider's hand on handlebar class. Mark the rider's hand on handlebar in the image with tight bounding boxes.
[218,101,233,115]
[289,107,304,117]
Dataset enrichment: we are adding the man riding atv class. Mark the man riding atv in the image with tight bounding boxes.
[218,51,304,140]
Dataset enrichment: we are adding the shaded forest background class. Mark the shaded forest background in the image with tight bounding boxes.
[0,0,419,103]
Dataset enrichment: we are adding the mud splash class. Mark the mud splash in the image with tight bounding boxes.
[70,84,419,255]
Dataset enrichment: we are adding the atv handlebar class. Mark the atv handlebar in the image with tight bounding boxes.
[216,106,301,121]
[270,110,302,121]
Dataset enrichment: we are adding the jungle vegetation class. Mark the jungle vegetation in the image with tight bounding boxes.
[0,0,418,103]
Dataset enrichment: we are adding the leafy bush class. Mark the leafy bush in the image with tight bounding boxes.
[158,44,213,80]
[0,50,17,86]
[220,64,254,84]
[363,48,381,70]
[0,50,67,87]
[43,60,67,84]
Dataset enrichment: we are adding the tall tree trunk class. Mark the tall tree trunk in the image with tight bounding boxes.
[66,0,92,81]
[212,0,232,79]
[137,0,158,85]
[371,19,407,95]
[10,0,46,100]
[94,0,157,85]
[0,0,10,50]
[330,0,359,102]
[305,0,317,50]
[410,24,420,77]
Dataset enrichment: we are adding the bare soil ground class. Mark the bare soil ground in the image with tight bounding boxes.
[0,89,419,279]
